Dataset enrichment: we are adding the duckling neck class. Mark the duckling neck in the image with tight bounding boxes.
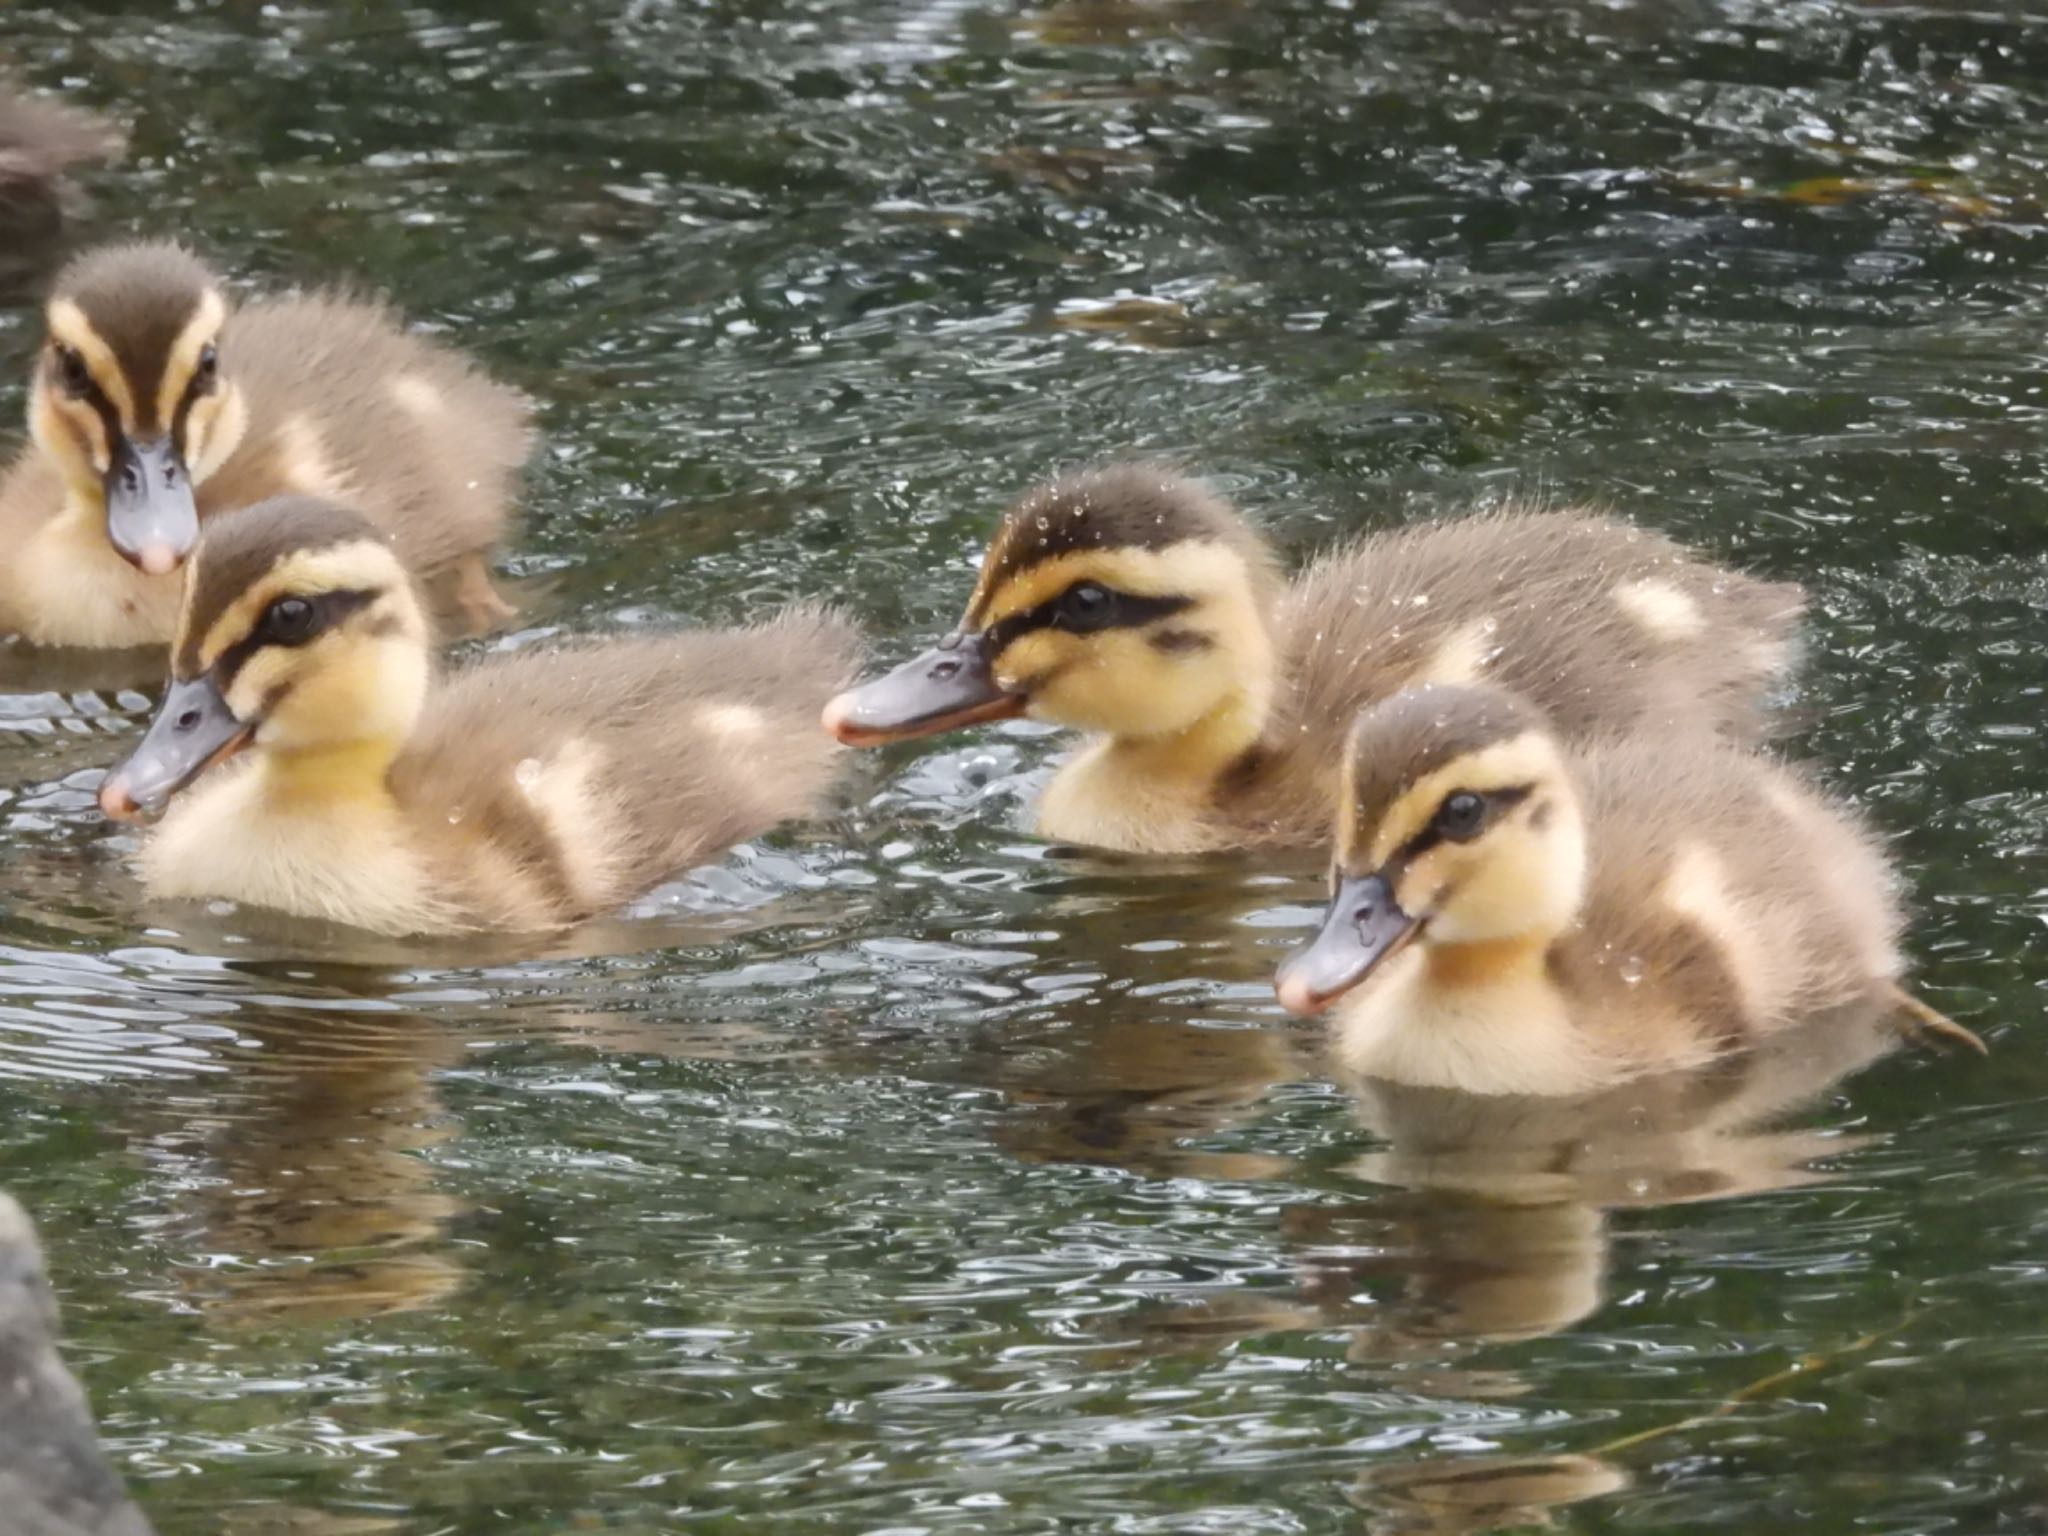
[1422,934,1555,990]
[256,738,405,808]
[1110,684,1270,786]
[5,489,181,647]
[1035,684,1271,853]
[1333,935,1610,1095]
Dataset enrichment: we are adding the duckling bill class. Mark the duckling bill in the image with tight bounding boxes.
[1277,682,1982,1095]
[99,495,863,936]
[824,463,1806,854]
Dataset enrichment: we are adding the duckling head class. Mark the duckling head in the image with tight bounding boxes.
[99,495,430,821]
[1276,683,1588,1017]
[823,463,1281,746]
[31,241,249,575]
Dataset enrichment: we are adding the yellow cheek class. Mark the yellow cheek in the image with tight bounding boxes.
[992,630,1073,692]
[1417,827,1557,941]
[34,392,112,477]
[184,393,221,461]
[229,650,296,727]
[245,636,426,748]
[1397,847,1456,914]
[1006,629,1209,736]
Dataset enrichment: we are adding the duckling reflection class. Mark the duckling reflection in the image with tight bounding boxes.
[130,999,468,1324]
[1352,1454,1629,1536]
[98,934,876,1325]
[1111,1005,1894,1386]
[984,1013,1311,1181]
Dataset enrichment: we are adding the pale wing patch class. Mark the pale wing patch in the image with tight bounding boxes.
[1659,841,1759,1020]
[699,703,765,739]
[516,738,617,911]
[1411,615,1500,688]
[1613,578,1705,641]
[276,414,356,501]
[389,375,444,418]
[44,299,138,423]
[1757,774,1814,831]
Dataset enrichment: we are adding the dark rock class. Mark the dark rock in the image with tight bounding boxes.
[0,1193,154,1536]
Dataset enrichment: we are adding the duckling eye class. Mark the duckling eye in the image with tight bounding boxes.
[1434,791,1489,842]
[260,595,318,645]
[194,343,220,390]
[51,346,93,399]
[1055,582,1119,632]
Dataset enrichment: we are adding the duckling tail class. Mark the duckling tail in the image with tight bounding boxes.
[1887,984,1989,1056]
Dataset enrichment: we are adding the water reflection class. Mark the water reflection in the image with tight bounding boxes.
[1353,1454,1629,1536]
[1039,1007,1899,1531]
[130,1003,468,1325]
[3,0,2046,1528]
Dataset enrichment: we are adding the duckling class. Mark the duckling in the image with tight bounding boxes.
[1274,682,1982,1096]
[823,463,1804,854]
[95,495,861,936]
[0,83,120,301]
[0,240,529,650]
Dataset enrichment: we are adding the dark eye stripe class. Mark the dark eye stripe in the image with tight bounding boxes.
[982,585,1193,656]
[57,357,125,449]
[1392,783,1536,868]
[208,588,378,693]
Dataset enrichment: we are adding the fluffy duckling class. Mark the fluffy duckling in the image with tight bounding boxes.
[0,83,120,301]
[96,495,861,936]
[1275,683,1981,1096]
[823,464,1804,853]
[0,240,529,650]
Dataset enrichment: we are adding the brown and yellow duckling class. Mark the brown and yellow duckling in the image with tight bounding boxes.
[0,82,120,300]
[823,463,1804,854]
[1275,682,1982,1095]
[96,495,862,936]
[0,240,529,650]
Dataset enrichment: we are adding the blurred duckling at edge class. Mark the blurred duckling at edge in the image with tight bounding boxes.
[1276,682,1984,1096]
[823,462,1805,854]
[0,240,528,650]
[0,80,121,301]
[97,495,863,937]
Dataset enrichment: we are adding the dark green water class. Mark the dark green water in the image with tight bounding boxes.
[4,1,2048,1530]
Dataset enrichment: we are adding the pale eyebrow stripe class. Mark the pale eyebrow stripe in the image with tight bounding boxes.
[45,299,139,424]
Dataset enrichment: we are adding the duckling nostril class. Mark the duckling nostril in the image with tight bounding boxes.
[931,659,961,680]
[175,707,202,732]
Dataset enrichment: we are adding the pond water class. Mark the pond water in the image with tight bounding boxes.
[5,1,2048,1531]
